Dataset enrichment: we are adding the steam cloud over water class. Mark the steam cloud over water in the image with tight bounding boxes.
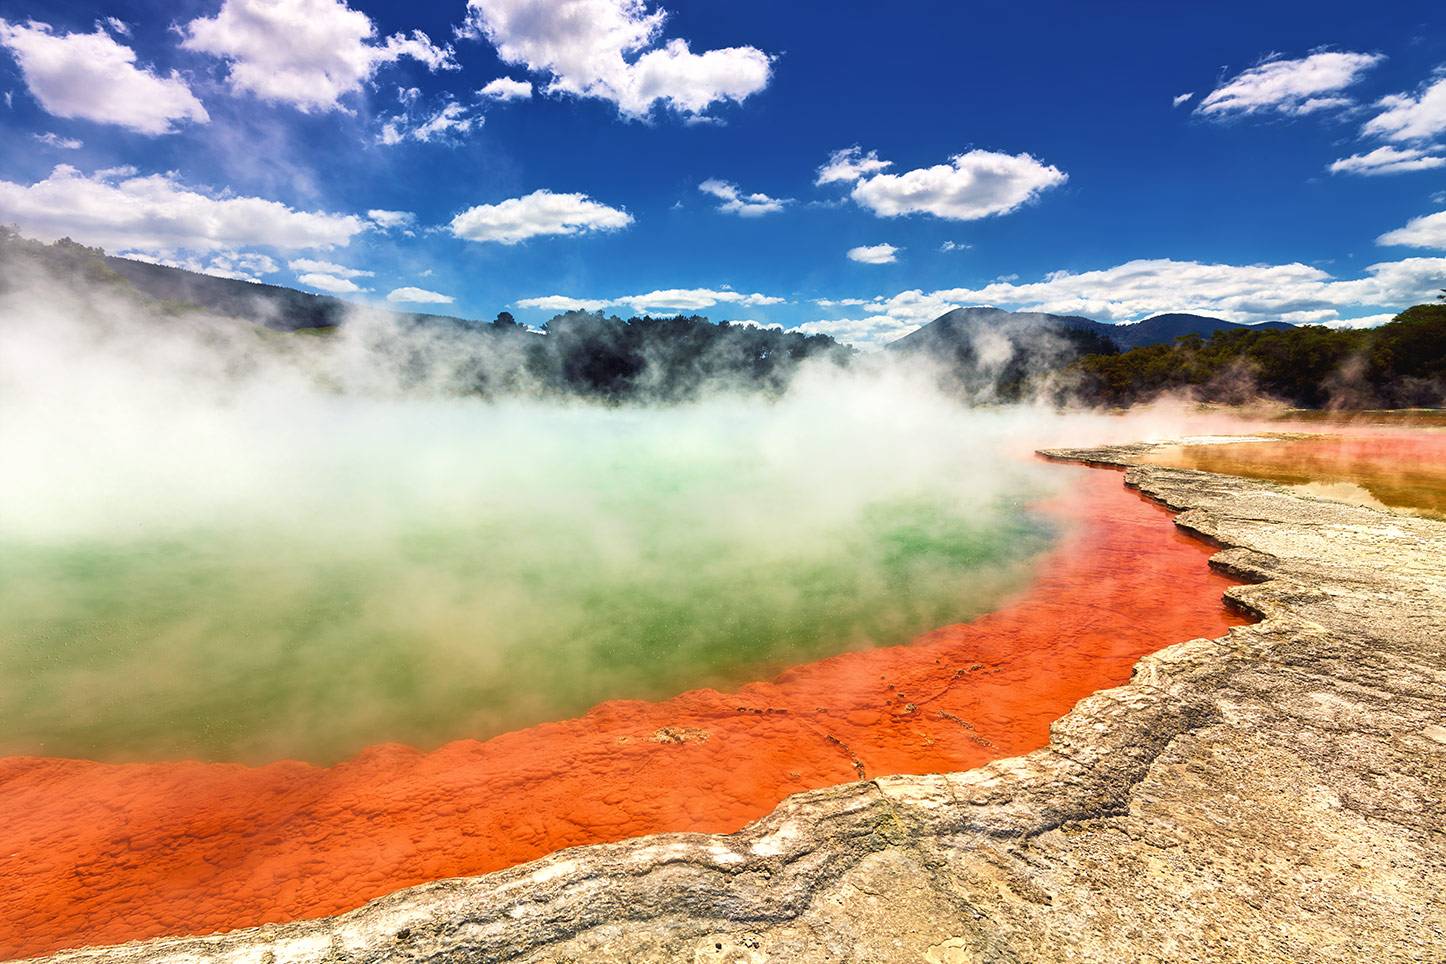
[0,259,1231,764]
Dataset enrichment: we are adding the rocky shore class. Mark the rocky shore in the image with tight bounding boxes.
[30,443,1446,963]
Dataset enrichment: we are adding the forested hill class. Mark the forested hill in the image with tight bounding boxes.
[0,230,853,402]
[892,305,1295,355]
[0,230,471,331]
[1067,304,1446,408]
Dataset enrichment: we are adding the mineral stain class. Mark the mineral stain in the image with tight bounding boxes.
[1143,433,1446,519]
[0,466,1248,959]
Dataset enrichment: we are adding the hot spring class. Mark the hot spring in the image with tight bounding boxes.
[0,293,1253,957]
[1,391,1063,764]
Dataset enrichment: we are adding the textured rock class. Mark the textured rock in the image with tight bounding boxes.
[29,444,1446,963]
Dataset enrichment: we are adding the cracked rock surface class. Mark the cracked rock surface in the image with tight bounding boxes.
[30,444,1446,963]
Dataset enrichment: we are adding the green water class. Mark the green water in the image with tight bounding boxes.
[0,400,1059,764]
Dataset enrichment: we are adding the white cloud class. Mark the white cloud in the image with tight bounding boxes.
[367,209,416,230]
[34,131,82,149]
[1196,50,1383,118]
[183,0,455,113]
[387,286,455,305]
[0,19,208,134]
[1172,92,1194,108]
[458,0,771,118]
[515,287,783,315]
[722,319,781,329]
[847,243,899,265]
[299,272,368,294]
[0,165,365,255]
[123,250,279,283]
[698,178,789,217]
[382,100,480,144]
[844,149,1067,221]
[813,297,870,308]
[800,257,1446,348]
[620,288,782,313]
[1361,75,1446,144]
[815,146,892,185]
[1328,145,1446,176]
[102,17,130,37]
[515,295,612,312]
[939,241,971,252]
[1377,210,1446,250]
[797,314,920,350]
[450,189,632,244]
[1323,313,1399,329]
[288,258,373,278]
[479,76,532,101]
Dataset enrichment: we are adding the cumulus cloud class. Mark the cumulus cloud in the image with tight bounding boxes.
[299,272,368,294]
[381,99,479,145]
[367,209,416,231]
[183,0,455,113]
[1172,92,1194,108]
[722,319,781,329]
[450,189,632,244]
[0,19,208,134]
[698,178,789,217]
[1195,50,1383,118]
[514,294,613,312]
[620,288,782,313]
[34,131,82,149]
[1361,75,1446,144]
[458,0,771,118]
[939,241,971,252]
[478,76,532,101]
[287,258,373,278]
[847,243,899,264]
[387,286,455,305]
[515,287,783,315]
[1377,210,1446,250]
[1323,313,1399,330]
[123,250,279,283]
[0,165,366,255]
[799,257,1446,348]
[815,146,892,185]
[832,149,1067,221]
[1328,145,1446,176]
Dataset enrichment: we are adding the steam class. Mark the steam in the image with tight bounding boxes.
[0,252,1259,764]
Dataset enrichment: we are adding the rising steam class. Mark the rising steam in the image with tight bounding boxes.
[0,251,1250,764]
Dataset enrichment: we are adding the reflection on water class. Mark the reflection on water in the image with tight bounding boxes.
[1144,434,1446,519]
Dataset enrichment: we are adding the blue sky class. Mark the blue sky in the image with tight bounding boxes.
[1,0,1445,346]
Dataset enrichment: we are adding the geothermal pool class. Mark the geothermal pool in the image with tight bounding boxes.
[0,306,1264,958]
[0,457,1249,959]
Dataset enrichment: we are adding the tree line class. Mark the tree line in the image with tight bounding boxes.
[1066,303,1446,408]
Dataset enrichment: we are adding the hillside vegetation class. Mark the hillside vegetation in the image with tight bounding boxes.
[0,229,852,402]
[1068,304,1446,408]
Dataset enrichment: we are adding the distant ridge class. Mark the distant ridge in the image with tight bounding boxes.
[890,305,1295,355]
[99,253,475,331]
[1109,312,1294,350]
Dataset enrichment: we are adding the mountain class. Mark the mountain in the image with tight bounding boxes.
[1109,313,1295,350]
[885,306,1120,398]
[98,250,475,331]
[1069,303,1446,408]
[0,229,853,403]
[891,306,1296,356]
